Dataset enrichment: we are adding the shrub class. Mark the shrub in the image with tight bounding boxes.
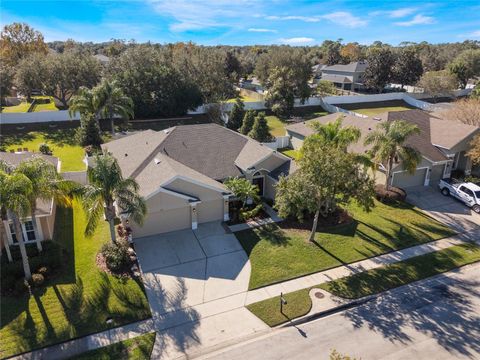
[100,241,130,273]
[39,143,52,155]
[31,273,45,287]
[240,204,263,221]
[465,175,480,184]
[374,184,406,202]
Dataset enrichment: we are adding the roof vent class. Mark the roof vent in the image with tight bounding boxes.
[154,158,161,165]
[163,129,170,134]
[124,153,128,157]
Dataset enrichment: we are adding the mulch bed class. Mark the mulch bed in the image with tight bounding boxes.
[280,208,353,232]
[375,184,406,202]
[226,208,270,226]
[96,252,136,279]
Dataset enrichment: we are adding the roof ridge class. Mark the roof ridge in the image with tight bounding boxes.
[129,128,175,179]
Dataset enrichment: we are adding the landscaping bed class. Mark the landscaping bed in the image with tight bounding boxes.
[0,201,151,359]
[235,199,456,289]
[247,243,480,327]
[71,332,156,359]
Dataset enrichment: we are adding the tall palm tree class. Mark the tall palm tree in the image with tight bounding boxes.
[82,153,146,243]
[16,157,76,252]
[364,120,421,191]
[0,170,34,279]
[309,116,361,150]
[69,81,134,135]
[93,79,134,135]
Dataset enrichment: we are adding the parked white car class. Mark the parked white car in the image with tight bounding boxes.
[439,179,480,213]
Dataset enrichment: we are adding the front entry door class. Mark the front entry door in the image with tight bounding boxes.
[252,177,264,196]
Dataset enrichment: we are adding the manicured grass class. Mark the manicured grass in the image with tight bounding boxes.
[247,243,480,327]
[0,201,151,359]
[279,148,300,160]
[1,96,59,113]
[236,200,456,289]
[226,94,260,103]
[266,116,286,137]
[3,130,86,172]
[332,100,414,117]
[72,332,156,359]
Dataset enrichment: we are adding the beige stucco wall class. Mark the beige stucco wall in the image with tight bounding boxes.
[288,132,305,150]
[197,199,223,223]
[39,203,57,240]
[166,178,224,202]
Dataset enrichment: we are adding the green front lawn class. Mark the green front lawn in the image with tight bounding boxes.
[72,332,156,360]
[0,201,151,359]
[236,200,456,290]
[247,243,480,327]
[2,130,86,172]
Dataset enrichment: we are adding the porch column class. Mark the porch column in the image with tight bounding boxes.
[223,195,230,221]
[190,202,199,230]
[465,157,472,176]
[34,217,44,241]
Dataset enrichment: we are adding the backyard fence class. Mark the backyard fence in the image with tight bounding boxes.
[262,136,290,150]
[61,171,88,184]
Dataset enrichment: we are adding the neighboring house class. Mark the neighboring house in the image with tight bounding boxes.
[0,152,61,248]
[320,61,368,91]
[102,124,291,238]
[286,109,479,189]
[312,64,327,80]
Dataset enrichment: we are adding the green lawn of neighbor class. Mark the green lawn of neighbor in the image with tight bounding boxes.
[247,243,480,327]
[72,332,156,360]
[2,130,86,172]
[333,100,414,117]
[266,116,286,137]
[236,200,456,290]
[279,148,300,160]
[0,201,151,359]
[1,96,59,113]
[226,94,260,103]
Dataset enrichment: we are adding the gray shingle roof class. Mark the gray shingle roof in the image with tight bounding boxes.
[0,152,59,169]
[321,74,353,83]
[323,61,368,73]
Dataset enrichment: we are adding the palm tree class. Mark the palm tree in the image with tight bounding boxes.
[0,160,14,262]
[0,170,34,279]
[309,116,361,150]
[82,153,146,243]
[16,157,76,252]
[93,80,134,135]
[364,120,421,191]
[69,80,134,135]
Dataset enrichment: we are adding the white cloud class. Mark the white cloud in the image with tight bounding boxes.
[395,14,435,26]
[371,7,417,18]
[266,15,320,22]
[248,28,277,33]
[279,37,315,45]
[468,30,480,38]
[321,12,368,28]
[147,0,257,32]
[265,12,367,28]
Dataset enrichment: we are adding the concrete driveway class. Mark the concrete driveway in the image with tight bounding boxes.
[407,186,480,235]
[134,222,267,359]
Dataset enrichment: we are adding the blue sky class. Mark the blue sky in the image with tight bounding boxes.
[1,1,480,45]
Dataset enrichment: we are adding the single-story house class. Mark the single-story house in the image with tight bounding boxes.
[320,61,368,91]
[0,152,61,248]
[102,124,292,238]
[286,109,479,189]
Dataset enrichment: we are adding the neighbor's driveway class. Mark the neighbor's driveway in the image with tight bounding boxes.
[134,222,267,359]
[407,186,480,236]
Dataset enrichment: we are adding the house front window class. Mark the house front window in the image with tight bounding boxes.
[8,220,37,244]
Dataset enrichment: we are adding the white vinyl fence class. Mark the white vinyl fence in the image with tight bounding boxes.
[262,136,290,150]
[0,110,80,124]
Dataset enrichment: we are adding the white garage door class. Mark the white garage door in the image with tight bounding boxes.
[392,168,427,188]
[134,206,191,237]
[197,199,224,223]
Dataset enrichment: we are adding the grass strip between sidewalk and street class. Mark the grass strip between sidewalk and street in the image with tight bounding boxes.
[246,243,480,327]
[71,332,156,359]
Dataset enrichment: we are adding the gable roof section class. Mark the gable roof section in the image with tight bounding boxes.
[0,152,59,169]
[135,153,227,198]
[235,140,276,170]
[387,110,448,162]
[428,111,479,150]
[323,61,368,73]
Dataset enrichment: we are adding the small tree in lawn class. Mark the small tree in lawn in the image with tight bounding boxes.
[364,120,421,191]
[275,138,375,242]
[75,112,103,148]
[227,97,245,131]
[248,112,273,142]
[224,177,261,221]
[240,110,255,135]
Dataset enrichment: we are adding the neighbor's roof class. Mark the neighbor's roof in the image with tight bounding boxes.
[0,152,59,169]
[428,110,479,149]
[321,74,352,83]
[323,61,368,73]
